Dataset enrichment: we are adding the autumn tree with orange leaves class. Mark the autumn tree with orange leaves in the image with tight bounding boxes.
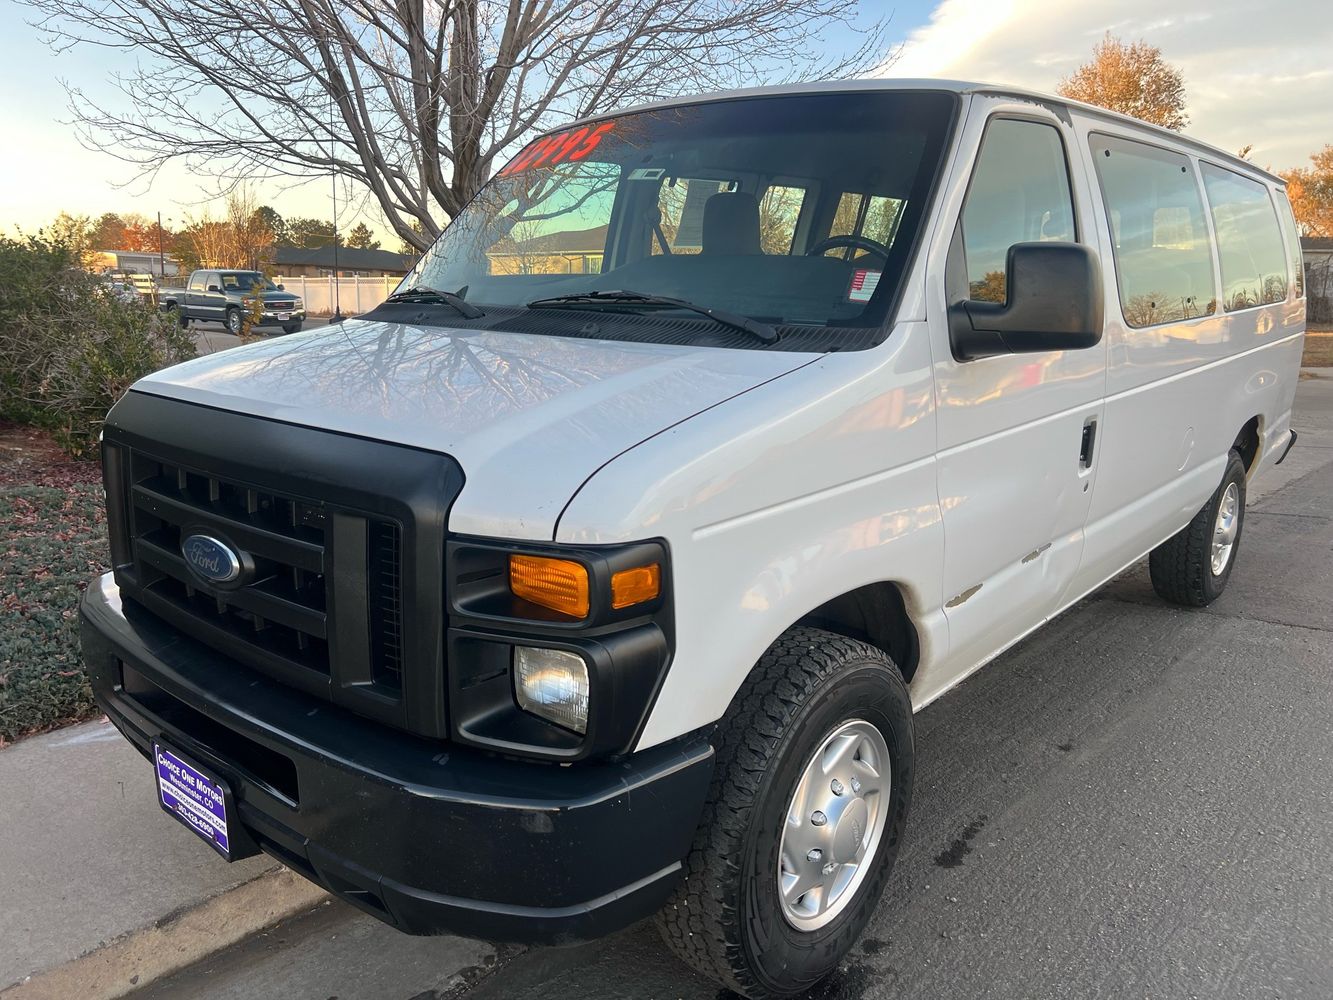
[1280,145,1333,237]
[1058,34,1189,132]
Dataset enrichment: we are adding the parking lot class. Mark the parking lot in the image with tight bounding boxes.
[118,373,1333,1000]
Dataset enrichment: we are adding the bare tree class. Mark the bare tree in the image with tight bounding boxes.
[176,188,275,271]
[27,0,892,251]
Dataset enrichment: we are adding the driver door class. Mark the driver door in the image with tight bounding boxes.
[920,100,1108,689]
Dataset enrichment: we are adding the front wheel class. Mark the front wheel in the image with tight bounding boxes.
[1149,449,1247,606]
[224,307,243,336]
[656,627,913,998]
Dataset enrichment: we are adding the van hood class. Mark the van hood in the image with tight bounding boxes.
[134,318,819,540]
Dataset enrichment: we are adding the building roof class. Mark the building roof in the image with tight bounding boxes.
[1301,237,1333,252]
[272,246,415,272]
[545,78,1281,185]
[509,224,609,255]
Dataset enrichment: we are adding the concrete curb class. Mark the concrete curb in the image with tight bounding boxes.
[1,869,327,1000]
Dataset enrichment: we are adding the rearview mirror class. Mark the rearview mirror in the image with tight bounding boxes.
[949,242,1103,361]
[277,283,285,290]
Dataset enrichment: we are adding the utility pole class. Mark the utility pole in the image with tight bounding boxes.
[157,211,165,279]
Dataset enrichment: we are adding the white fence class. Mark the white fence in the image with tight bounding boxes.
[274,275,402,316]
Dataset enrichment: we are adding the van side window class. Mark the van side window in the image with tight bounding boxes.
[1200,164,1289,310]
[757,184,807,255]
[1274,188,1305,299]
[1091,135,1216,328]
[961,119,1075,303]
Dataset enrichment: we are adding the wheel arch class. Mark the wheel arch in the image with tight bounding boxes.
[1233,415,1262,477]
[792,581,921,683]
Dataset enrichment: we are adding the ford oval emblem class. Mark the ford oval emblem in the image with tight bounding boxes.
[181,533,243,585]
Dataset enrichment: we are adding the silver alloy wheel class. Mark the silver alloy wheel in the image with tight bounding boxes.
[777,719,890,931]
[1211,481,1240,575]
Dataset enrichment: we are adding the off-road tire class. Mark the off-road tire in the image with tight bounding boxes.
[1149,449,1247,607]
[655,626,913,998]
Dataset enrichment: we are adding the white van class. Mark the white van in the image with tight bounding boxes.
[82,80,1304,998]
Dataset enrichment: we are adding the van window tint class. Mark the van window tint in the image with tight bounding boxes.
[961,119,1075,303]
[1091,135,1216,328]
[1201,164,1289,310]
[1275,188,1305,299]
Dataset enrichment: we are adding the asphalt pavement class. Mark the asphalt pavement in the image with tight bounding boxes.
[190,316,336,355]
[136,374,1333,1000]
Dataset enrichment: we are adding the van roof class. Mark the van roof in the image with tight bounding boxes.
[544,78,1282,186]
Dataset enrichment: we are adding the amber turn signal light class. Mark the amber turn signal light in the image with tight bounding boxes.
[509,555,590,618]
[611,563,661,610]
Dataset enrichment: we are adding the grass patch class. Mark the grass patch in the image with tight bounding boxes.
[1304,324,1333,368]
[0,425,105,745]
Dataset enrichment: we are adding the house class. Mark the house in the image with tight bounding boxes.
[91,250,180,278]
[272,246,416,278]
[1302,237,1333,323]
[486,224,607,275]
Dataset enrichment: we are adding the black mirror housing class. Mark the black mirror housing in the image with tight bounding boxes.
[949,242,1104,361]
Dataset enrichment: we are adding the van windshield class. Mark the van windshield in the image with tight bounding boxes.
[402,90,956,344]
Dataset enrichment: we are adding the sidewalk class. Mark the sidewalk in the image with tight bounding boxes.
[0,719,278,990]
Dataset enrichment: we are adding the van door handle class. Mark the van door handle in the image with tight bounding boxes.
[1079,417,1098,470]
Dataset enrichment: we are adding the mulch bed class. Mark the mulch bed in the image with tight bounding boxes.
[0,421,106,746]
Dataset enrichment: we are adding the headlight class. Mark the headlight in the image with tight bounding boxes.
[514,646,589,733]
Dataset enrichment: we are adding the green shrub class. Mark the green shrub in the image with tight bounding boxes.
[0,233,196,458]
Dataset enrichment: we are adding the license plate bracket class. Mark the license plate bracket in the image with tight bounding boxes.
[153,740,245,861]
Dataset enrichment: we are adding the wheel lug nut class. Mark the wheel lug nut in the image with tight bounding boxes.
[811,810,827,827]
[807,849,823,862]
[830,779,845,796]
[822,862,838,876]
[851,777,862,794]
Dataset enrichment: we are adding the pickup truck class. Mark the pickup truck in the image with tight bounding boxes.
[159,269,305,335]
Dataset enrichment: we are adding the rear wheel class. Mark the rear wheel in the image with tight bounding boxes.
[1149,450,1247,606]
[656,627,913,998]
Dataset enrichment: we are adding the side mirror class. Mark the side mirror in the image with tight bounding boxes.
[949,242,1104,361]
[206,284,221,293]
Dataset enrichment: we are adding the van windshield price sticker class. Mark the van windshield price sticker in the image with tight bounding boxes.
[497,122,616,176]
[847,268,882,302]
[155,745,231,858]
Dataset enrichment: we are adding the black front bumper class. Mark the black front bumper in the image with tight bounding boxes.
[81,574,713,944]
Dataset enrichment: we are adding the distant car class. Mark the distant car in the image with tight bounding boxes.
[102,279,142,305]
[158,269,306,335]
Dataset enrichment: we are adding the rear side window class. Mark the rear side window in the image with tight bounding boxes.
[1274,188,1305,299]
[1091,134,1216,328]
[1200,164,1289,310]
[961,119,1075,303]
[757,184,807,255]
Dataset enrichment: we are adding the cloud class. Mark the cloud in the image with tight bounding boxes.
[881,0,1333,171]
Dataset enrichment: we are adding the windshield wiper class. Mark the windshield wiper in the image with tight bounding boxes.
[386,284,485,319]
[525,289,779,345]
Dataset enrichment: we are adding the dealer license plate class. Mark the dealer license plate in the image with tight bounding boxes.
[154,742,234,860]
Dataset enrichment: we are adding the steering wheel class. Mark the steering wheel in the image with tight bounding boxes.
[806,234,891,264]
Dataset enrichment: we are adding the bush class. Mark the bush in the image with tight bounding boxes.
[0,234,196,458]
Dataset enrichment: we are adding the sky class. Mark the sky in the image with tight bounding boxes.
[0,0,1328,243]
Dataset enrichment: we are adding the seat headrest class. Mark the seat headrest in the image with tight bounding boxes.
[702,192,762,255]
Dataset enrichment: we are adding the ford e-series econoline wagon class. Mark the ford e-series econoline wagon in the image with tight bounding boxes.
[82,80,1304,997]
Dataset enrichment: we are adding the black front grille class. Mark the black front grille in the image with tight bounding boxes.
[121,451,404,706]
